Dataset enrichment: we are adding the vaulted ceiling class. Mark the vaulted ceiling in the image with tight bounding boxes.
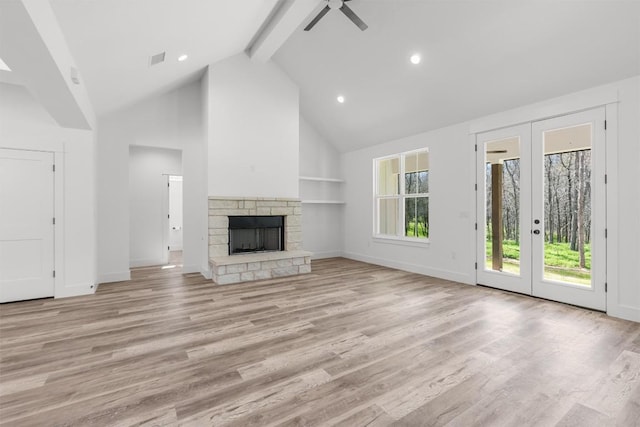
[274,0,640,151]
[49,0,278,115]
[19,1,640,151]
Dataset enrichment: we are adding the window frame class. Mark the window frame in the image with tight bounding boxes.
[373,148,430,244]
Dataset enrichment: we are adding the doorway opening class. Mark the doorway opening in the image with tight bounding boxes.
[165,175,183,268]
[129,145,182,268]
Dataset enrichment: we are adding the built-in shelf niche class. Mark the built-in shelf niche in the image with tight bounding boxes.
[299,176,345,205]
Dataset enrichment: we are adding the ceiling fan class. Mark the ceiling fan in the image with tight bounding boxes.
[304,0,368,32]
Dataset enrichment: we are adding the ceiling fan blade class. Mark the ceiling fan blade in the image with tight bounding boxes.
[340,3,368,31]
[304,5,331,31]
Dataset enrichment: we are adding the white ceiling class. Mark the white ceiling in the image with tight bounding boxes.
[41,1,640,151]
[50,0,278,115]
[274,0,640,151]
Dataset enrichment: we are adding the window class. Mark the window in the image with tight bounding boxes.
[375,149,429,240]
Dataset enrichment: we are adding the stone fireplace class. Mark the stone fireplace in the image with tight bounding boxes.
[208,197,311,284]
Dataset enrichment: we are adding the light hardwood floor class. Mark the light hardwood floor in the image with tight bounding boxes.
[1,258,639,426]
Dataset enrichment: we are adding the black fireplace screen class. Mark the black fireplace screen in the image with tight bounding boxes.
[228,216,284,255]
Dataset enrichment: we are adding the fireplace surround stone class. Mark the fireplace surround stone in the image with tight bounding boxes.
[208,197,311,284]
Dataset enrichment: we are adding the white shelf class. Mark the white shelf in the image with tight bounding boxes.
[299,176,345,183]
[301,200,345,205]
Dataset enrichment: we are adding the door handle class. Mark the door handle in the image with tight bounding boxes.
[533,229,540,235]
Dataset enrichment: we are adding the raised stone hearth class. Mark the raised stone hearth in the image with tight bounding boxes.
[210,250,311,285]
[208,197,311,284]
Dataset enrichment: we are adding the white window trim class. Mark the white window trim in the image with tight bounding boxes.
[373,148,430,243]
[373,234,431,247]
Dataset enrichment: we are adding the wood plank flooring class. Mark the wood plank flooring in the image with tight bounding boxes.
[1,258,639,426]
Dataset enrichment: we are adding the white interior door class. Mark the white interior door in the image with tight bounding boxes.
[531,108,606,311]
[169,175,183,251]
[0,149,55,302]
[476,108,607,311]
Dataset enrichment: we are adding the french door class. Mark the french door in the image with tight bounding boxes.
[476,108,606,311]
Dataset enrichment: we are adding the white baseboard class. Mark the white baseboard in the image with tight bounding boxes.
[200,263,212,279]
[184,264,211,280]
[130,258,164,268]
[342,251,474,285]
[55,283,97,298]
[311,250,344,260]
[607,305,640,323]
[98,271,131,284]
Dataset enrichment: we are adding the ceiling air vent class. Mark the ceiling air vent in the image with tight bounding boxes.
[149,52,166,66]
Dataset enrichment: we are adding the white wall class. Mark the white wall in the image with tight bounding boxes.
[199,70,211,277]
[299,115,344,258]
[96,113,130,282]
[129,146,181,267]
[341,76,640,322]
[207,53,299,198]
[97,80,206,281]
[342,122,474,284]
[0,83,97,297]
[611,76,640,320]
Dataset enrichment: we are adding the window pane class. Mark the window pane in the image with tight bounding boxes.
[405,153,418,173]
[378,158,399,195]
[405,198,416,237]
[404,197,428,238]
[379,198,398,235]
[405,172,417,194]
[417,151,428,171]
[405,151,429,195]
[418,171,428,193]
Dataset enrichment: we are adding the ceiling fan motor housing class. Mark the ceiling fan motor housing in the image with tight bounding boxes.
[328,0,343,10]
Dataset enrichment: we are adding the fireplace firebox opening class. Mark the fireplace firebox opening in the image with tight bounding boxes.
[228,216,285,255]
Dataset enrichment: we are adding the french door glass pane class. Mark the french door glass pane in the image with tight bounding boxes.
[485,137,521,275]
[542,123,592,287]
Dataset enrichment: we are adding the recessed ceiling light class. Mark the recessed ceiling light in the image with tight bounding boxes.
[337,95,345,103]
[178,54,188,62]
[410,53,421,65]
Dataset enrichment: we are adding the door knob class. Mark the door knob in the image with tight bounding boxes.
[533,229,540,235]
[534,219,540,224]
